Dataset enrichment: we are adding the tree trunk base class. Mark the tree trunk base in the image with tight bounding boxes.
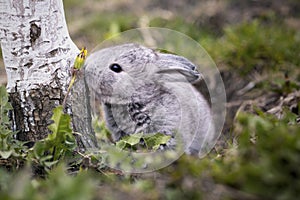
[10,83,64,141]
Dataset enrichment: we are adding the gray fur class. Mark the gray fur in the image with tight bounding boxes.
[85,43,214,155]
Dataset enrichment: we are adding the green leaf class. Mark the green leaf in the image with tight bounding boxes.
[144,133,171,150]
[47,106,72,140]
[0,86,26,159]
[116,140,127,149]
[0,86,12,127]
[30,106,76,170]
[115,132,171,151]
[40,155,54,163]
[115,133,143,150]
[120,133,143,146]
[44,160,59,168]
[0,150,13,159]
[33,141,45,159]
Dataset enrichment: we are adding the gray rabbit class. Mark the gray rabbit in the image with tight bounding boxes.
[85,43,214,156]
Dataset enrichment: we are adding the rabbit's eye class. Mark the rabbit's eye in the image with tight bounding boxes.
[109,63,123,73]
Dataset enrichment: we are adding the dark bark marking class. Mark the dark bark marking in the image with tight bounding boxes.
[24,62,33,68]
[30,23,41,45]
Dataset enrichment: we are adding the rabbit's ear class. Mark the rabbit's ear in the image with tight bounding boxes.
[155,53,202,83]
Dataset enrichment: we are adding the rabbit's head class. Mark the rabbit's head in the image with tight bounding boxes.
[84,43,202,104]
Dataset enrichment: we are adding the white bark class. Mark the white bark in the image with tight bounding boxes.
[0,0,77,92]
[0,0,97,149]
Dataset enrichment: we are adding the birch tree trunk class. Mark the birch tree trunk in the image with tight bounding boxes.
[0,0,97,149]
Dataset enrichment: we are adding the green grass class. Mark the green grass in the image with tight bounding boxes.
[203,20,300,76]
[210,110,300,200]
[149,16,217,41]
